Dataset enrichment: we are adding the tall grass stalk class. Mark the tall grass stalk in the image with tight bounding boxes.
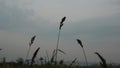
[76,39,88,66]
[25,36,36,62]
[55,17,66,62]
[55,29,60,62]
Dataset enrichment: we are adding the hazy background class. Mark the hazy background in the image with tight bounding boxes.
[0,0,120,64]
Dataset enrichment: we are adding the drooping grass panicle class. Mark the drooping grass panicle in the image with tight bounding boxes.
[31,47,40,66]
[76,39,83,48]
[95,52,107,68]
[76,39,88,66]
[95,52,106,64]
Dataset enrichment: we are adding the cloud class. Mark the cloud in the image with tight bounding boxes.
[0,0,120,32]
[0,0,49,32]
[0,0,29,29]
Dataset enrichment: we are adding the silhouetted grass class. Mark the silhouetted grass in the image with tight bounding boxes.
[31,47,40,66]
[95,52,107,68]
[25,35,36,62]
[76,39,88,66]
[55,16,66,62]
[0,17,119,68]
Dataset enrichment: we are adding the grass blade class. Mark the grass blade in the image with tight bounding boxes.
[31,47,40,66]
[95,52,107,68]
[57,49,66,54]
[50,49,56,64]
[69,58,77,67]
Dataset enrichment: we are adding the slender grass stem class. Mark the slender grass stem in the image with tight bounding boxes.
[55,29,61,62]
[82,47,88,66]
[25,46,31,62]
[76,39,88,66]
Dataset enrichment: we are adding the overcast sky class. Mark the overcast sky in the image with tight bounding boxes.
[0,0,120,64]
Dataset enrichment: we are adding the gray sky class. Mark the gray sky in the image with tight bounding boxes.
[0,0,120,64]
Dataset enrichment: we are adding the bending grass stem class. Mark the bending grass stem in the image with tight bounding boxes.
[82,47,88,66]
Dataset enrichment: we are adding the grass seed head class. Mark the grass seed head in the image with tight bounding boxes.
[76,39,83,48]
[31,47,40,66]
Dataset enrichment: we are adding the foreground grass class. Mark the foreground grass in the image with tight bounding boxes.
[0,63,120,68]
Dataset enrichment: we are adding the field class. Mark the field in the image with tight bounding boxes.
[0,63,120,68]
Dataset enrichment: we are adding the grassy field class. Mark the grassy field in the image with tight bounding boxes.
[0,62,120,68]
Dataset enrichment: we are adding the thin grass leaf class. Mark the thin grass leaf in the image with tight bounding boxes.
[69,58,77,67]
[76,39,83,48]
[59,16,66,30]
[50,49,56,63]
[29,35,36,46]
[57,49,66,54]
[95,52,107,68]
[31,47,40,66]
